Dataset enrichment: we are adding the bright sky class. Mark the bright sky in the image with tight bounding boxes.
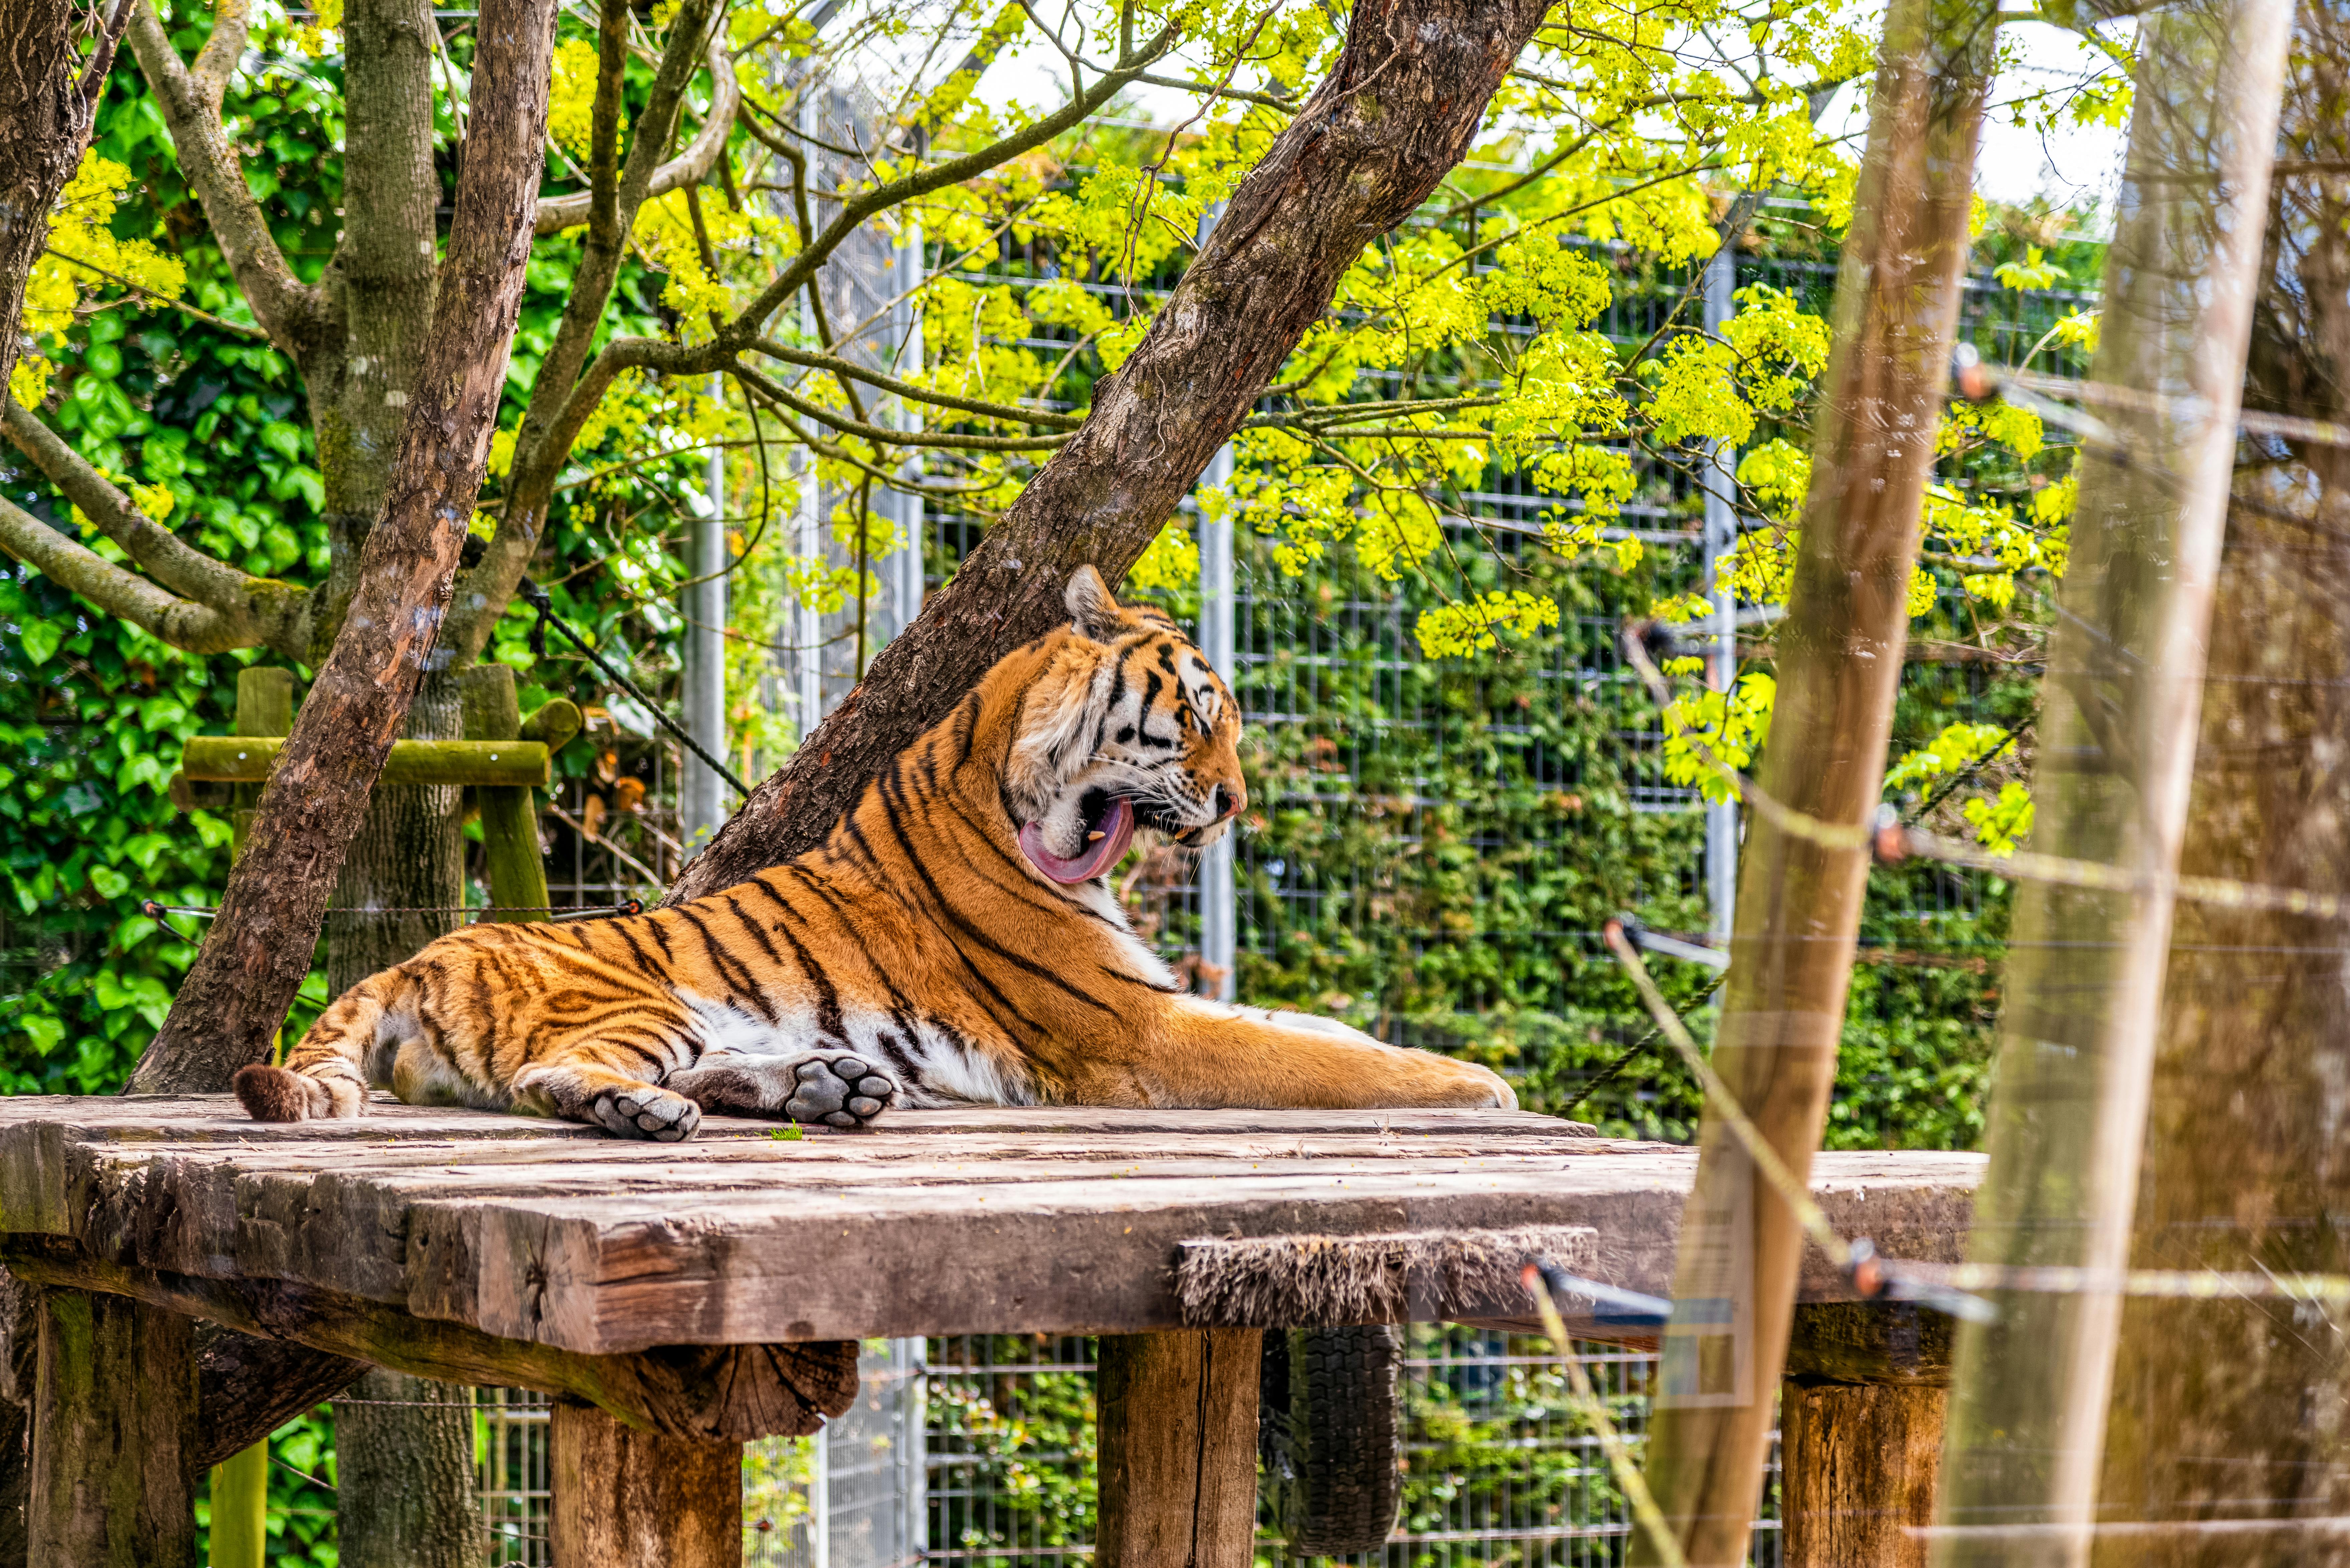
[1929,20,2129,214]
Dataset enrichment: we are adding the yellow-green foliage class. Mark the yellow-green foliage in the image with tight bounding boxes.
[1416,590,1562,658]
[547,37,610,161]
[17,152,189,406]
[1661,672,1777,805]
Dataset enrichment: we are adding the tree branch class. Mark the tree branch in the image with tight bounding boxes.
[189,0,253,108]
[3,400,309,647]
[42,247,271,340]
[444,0,723,660]
[1132,70,1298,112]
[4,402,314,655]
[446,18,1181,665]
[751,337,1086,428]
[727,24,1178,353]
[729,359,1073,450]
[124,0,334,365]
[0,494,254,654]
[533,25,740,236]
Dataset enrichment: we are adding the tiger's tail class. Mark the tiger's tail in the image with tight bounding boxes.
[232,969,399,1122]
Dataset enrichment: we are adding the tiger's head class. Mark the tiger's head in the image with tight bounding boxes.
[1005,567,1246,885]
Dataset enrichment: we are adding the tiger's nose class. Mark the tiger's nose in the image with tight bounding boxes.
[1211,785,1244,820]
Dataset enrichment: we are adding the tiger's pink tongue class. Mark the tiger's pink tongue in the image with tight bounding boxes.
[1019,798,1134,884]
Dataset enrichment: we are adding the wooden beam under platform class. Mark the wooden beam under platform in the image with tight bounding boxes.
[2,1239,852,1443]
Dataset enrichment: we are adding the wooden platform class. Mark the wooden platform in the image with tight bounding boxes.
[0,1095,1981,1354]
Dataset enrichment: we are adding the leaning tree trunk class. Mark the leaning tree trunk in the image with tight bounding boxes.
[665,0,1561,902]
[0,0,91,399]
[1928,0,2294,1558]
[1625,0,1996,1557]
[125,0,558,1114]
[2089,8,2350,1562]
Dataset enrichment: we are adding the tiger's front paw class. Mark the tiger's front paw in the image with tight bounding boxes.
[593,1083,702,1142]
[1420,1058,1517,1111]
[783,1053,897,1129]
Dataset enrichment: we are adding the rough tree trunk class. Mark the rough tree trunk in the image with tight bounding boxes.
[0,0,90,399]
[267,0,464,1549]
[334,1370,479,1568]
[666,0,1560,902]
[1627,0,1996,1556]
[315,0,443,650]
[1930,0,2295,1556]
[2089,9,2350,1561]
[126,0,558,1076]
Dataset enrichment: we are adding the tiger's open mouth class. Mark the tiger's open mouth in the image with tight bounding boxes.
[1019,791,1136,884]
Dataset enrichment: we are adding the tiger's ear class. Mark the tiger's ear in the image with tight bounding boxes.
[1064,566,1126,642]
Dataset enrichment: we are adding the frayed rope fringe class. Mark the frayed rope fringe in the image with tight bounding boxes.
[1174,1224,1600,1327]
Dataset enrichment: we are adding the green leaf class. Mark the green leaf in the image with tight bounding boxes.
[19,1018,63,1059]
[259,421,304,462]
[19,622,61,666]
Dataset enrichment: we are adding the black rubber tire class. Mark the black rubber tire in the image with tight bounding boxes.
[1258,1325,1404,1557]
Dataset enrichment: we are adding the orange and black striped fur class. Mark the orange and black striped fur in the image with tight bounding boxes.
[233,568,1515,1140]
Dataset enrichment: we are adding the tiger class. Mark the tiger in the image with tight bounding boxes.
[233,567,1516,1140]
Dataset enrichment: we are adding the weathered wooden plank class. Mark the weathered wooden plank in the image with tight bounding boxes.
[1781,1378,1947,1568]
[0,1098,1982,1351]
[551,1403,743,1568]
[1096,1329,1262,1568]
[181,736,550,788]
[34,1134,1668,1189]
[3,1242,853,1442]
[29,1289,199,1568]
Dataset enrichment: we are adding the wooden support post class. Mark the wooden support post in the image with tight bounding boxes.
[205,1439,266,1568]
[1781,1380,1947,1568]
[1780,1305,1950,1568]
[1095,1328,1262,1568]
[551,1401,743,1568]
[1628,0,1995,1547]
[460,666,552,919]
[228,667,297,858]
[29,1289,199,1568]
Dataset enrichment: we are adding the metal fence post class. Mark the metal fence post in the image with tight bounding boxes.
[681,374,729,853]
[887,225,927,640]
[1702,241,1739,947]
[1194,200,1239,1003]
[1198,443,1237,1002]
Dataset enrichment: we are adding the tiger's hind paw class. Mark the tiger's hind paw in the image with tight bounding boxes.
[593,1084,702,1142]
[783,1053,896,1129]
